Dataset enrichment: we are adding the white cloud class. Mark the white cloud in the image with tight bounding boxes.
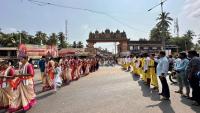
[182,0,200,18]
[178,0,200,39]
[1,27,18,33]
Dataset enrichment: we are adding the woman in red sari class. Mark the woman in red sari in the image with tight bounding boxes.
[70,57,78,80]
[81,59,87,76]
[60,57,67,84]
[85,59,91,75]
[77,59,82,77]
[47,58,55,83]
[0,60,15,110]
[9,56,36,112]
[65,57,72,83]
[42,58,54,91]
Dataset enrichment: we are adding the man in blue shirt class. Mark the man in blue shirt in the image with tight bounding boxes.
[157,51,170,100]
[174,52,190,98]
[39,56,46,85]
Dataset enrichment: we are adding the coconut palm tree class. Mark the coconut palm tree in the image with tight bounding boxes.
[72,41,77,48]
[77,41,84,48]
[184,30,195,40]
[47,33,57,45]
[34,31,47,45]
[58,32,68,48]
[156,12,173,31]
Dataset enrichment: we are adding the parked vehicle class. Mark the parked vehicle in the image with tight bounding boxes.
[33,60,39,68]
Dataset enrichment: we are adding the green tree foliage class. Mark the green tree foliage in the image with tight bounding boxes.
[138,38,148,41]
[77,41,84,48]
[20,31,29,44]
[184,30,195,40]
[169,30,195,52]
[0,32,30,47]
[34,31,47,45]
[0,30,75,48]
[156,12,173,31]
[47,33,57,45]
[58,32,68,48]
[149,27,161,41]
[150,12,173,42]
[72,41,77,48]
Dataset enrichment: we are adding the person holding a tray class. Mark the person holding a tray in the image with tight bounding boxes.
[9,56,37,112]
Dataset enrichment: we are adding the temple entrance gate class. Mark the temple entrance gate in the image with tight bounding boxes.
[86,29,129,56]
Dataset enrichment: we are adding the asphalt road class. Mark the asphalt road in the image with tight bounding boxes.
[2,66,200,113]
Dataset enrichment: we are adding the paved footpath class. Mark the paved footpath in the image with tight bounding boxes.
[3,66,200,113]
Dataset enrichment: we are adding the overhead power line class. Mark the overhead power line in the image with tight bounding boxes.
[147,0,167,12]
[27,0,145,33]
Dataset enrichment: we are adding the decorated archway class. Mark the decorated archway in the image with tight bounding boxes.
[86,29,129,56]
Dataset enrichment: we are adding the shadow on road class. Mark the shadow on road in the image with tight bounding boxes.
[138,80,160,101]
[180,96,200,113]
[36,92,54,100]
[131,74,140,81]
[0,109,6,113]
[146,100,175,113]
[34,81,42,86]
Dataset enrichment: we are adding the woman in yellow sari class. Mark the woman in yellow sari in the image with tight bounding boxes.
[141,56,146,81]
[143,54,151,85]
[149,54,159,90]
[137,56,142,77]
[133,56,139,76]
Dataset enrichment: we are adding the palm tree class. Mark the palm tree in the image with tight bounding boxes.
[156,12,173,31]
[47,33,57,45]
[77,41,84,48]
[184,30,195,40]
[34,31,47,45]
[156,12,173,44]
[58,32,67,48]
[72,41,77,48]
[0,32,5,46]
[0,33,17,47]
[20,31,29,44]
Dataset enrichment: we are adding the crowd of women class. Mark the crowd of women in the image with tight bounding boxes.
[39,56,100,92]
[121,50,200,106]
[0,55,99,112]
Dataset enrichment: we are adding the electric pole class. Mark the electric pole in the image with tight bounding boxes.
[148,0,167,50]
[17,31,22,44]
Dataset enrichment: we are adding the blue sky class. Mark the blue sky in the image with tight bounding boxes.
[0,0,200,51]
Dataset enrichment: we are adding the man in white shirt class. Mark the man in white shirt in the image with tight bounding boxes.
[157,51,170,100]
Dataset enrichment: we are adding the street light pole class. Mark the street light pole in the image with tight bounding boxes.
[17,31,22,44]
[148,0,167,51]
[161,0,164,13]
[160,0,165,50]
